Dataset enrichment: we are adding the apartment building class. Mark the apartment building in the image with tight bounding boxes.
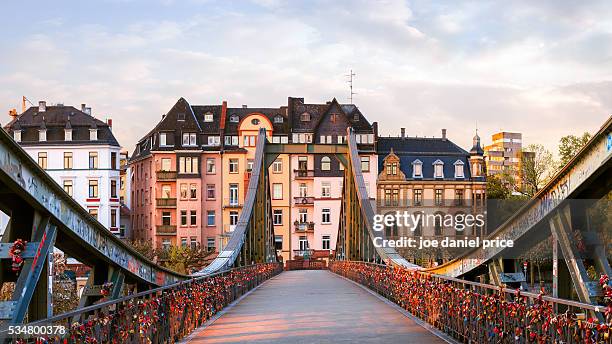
[3,102,122,233]
[130,97,377,262]
[484,131,534,188]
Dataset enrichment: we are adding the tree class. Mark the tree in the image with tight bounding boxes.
[520,144,555,197]
[126,239,157,261]
[486,174,511,199]
[558,132,591,168]
[127,239,215,274]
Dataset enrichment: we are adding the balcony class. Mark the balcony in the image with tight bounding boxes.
[156,170,177,180]
[293,196,314,206]
[223,198,242,208]
[294,169,314,179]
[156,198,176,208]
[156,225,176,236]
[294,221,314,232]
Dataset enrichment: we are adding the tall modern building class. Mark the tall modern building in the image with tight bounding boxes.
[3,102,122,233]
[129,97,377,262]
[483,131,534,189]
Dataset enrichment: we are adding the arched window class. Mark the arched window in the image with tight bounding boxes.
[321,156,331,171]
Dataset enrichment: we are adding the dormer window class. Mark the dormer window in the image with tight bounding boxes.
[182,133,197,146]
[300,112,311,122]
[177,113,185,121]
[13,130,21,142]
[89,129,98,141]
[39,129,47,142]
[353,114,359,121]
[386,162,398,175]
[274,115,284,123]
[204,112,213,122]
[65,129,73,141]
[433,159,444,178]
[230,114,239,123]
[454,160,465,178]
[412,159,423,178]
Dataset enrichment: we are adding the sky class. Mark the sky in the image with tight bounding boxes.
[1,0,611,155]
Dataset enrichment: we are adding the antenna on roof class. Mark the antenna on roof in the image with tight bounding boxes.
[22,96,34,113]
[346,69,356,104]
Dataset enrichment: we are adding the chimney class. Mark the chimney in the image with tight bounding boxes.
[442,129,447,139]
[8,109,18,120]
[107,119,113,129]
[81,103,86,112]
[220,101,227,130]
[372,122,378,139]
[85,107,92,116]
[242,105,247,109]
[38,101,46,112]
[400,127,405,139]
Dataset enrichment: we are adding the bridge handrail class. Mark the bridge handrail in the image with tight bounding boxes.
[345,261,605,313]
[425,115,612,275]
[0,127,187,285]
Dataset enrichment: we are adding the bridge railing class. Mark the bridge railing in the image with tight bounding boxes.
[10,263,282,343]
[330,261,609,343]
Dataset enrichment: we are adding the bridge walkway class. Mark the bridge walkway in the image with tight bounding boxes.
[186,270,450,343]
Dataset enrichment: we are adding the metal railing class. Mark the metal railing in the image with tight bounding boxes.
[223,198,242,208]
[293,196,314,205]
[293,169,314,178]
[156,170,178,180]
[294,221,314,232]
[330,261,609,343]
[156,197,177,208]
[156,225,177,235]
[17,263,282,343]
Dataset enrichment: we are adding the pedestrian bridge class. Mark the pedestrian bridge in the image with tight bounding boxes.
[185,270,448,343]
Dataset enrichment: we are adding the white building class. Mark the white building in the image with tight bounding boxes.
[3,101,122,234]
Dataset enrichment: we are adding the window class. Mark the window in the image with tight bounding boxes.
[207,136,220,146]
[321,156,331,171]
[299,236,308,251]
[162,212,171,226]
[111,180,117,198]
[89,180,99,198]
[63,180,73,196]
[225,135,238,146]
[14,130,21,142]
[111,152,117,170]
[243,135,256,147]
[360,156,370,172]
[299,183,307,197]
[273,183,283,200]
[300,112,310,122]
[190,237,197,249]
[90,129,97,141]
[386,162,397,175]
[188,210,195,226]
[247,159,254,172]
[298,208,308,223]
[38,152,47,169]
[110,208,117,228]
[39,129,47,142]
[207,237,215,251]
[180,184,188,199]
[206,158,216,174]
[322,235,331,250]
[230,211,239,225]
[89,208,98,220]
[159,133,168,146]
[337,136,345,144]
[251,118,260,125]
[274,235,283,250]
[182,133,197,146]
[454,160,465,178]
[298,156,308,170]
[180,210,187,226]
[273,209,283,225]
[161,185,171,199]
[322,208,331,224]
[413,212,422,236]
[435,189,443,206]
[162,239,171,250]
[204,112,213,122]
[89,152,98,169]
[229,184,239,205]
[230,114,239,122]
[206,211,214,226]
[229,159,238,173]
[434,213,443,236]
[65,129,72,141]
[181,237,188,247]
[179,156,198,174]
[160,158,171,171]
[190,184,197,199]
[412,160,423,178]
[414,189,422,206]
[274,115,283,123]
[455,189,464,206]
[321,182,331,198]
[206,184,215,199]
[272,159,282,173]
[434,160,444,178]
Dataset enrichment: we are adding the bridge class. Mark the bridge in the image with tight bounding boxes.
[0,116,610,342]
